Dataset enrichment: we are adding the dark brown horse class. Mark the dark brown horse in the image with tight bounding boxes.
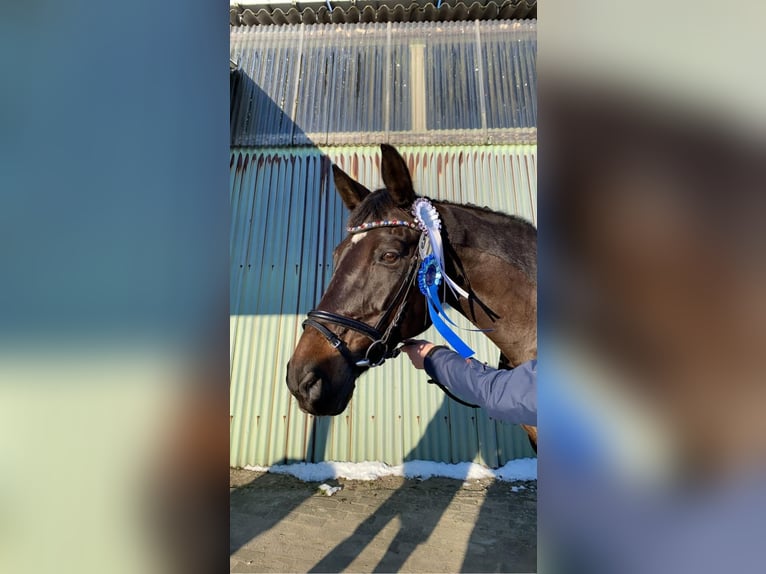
[286,144,537,446]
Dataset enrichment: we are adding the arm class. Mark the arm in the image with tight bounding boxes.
[403,343,536,426]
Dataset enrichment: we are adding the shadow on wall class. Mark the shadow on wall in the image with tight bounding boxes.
[231,66,313,147]
[230,67,347,317]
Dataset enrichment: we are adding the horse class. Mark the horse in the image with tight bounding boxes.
[286,144,537,448]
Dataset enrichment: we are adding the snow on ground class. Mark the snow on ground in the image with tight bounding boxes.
[243,458,536,483]
[317,483,342,496]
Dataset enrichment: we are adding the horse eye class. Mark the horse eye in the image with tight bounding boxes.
[381,251,399,263]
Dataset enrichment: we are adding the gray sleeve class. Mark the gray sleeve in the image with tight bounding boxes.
[424,347,537,426]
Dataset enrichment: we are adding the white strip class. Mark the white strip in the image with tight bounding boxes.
[243,458,536,482]
[350,231,368,244]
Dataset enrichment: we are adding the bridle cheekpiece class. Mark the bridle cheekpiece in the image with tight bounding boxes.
[303,218,421,369]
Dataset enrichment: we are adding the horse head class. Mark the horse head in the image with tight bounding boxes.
[286,145,430,416]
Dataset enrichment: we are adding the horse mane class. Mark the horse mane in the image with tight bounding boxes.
[436,198,535,227]
[433,199,537,282]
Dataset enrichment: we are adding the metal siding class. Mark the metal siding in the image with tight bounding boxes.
[230,146,536,467]
[230,20,536,146]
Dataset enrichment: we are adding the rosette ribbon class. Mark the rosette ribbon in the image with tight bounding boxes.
[417,254,475,358]
[411,198,470,300]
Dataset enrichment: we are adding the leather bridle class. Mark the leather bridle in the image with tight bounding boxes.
[302,220,422,369]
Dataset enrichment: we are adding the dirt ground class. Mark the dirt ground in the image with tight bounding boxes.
[230,468,536,573]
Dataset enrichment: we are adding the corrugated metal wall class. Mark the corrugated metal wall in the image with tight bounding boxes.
[229,19,536,146]
[229,18,537,467]
[230,145,537,467]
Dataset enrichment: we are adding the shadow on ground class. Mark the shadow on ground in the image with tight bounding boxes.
[230,470,536,573]
[230,402,536,573]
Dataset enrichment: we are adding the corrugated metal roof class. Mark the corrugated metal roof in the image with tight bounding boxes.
[230,1,537,27]
[230,145,537,467]
[230,19,536,146]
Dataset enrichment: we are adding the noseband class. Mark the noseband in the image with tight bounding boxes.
[302,219,420,368]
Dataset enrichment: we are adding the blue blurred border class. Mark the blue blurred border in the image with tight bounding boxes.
[0,1,229,349]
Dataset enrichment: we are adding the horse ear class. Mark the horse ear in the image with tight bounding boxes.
[380,144,416,207]
[332,164,370,210]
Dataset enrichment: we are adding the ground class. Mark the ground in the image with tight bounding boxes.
[230,468,536,573]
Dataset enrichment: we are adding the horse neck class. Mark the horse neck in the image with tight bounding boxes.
[435,200,536,283]
[433,201,537,363]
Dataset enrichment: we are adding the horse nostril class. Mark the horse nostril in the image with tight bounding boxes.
[300,371,323,401]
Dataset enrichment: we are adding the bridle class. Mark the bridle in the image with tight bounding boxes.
[299,198,494,414]
[302,218,421,369]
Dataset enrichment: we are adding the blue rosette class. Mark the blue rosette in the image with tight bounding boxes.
[417,254,441,295]
[417,255,475,358]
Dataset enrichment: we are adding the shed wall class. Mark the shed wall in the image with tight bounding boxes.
[230,145,537,467]
[230,20,536,146]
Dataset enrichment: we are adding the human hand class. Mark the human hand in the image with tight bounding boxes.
[400,339,436,370]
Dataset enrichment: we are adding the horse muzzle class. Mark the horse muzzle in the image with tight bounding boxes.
[285,361,356,416]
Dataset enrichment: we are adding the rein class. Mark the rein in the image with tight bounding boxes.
[302,218,421,369]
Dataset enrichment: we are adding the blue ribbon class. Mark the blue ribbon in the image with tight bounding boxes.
[418,255,475,358]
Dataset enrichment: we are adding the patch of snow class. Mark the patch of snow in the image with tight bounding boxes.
[241,458,536,483]
[494,458,538,481]
[402,460,495,481]
[318,483,342,496]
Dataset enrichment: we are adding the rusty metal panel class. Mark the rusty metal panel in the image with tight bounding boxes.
[230,145,536,467]
[229,19,536,146]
